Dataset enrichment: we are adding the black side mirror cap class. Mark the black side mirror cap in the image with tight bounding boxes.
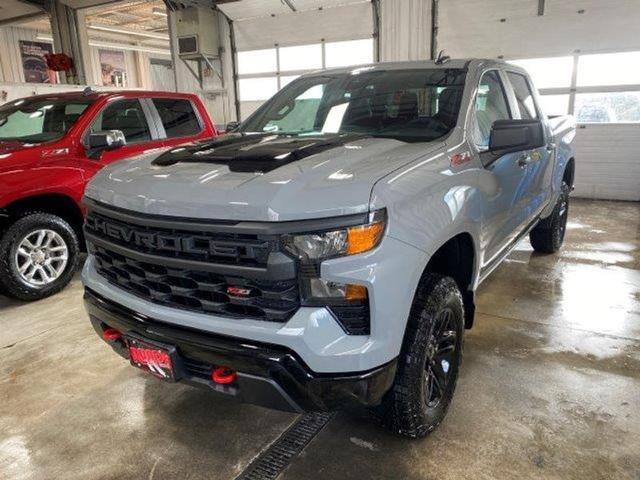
[489,119,545,155]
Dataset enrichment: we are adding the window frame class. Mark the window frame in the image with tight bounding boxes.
[148,97,204,140]
[469,68,514,157]
[504,70,541,120]
[83,98,160,147]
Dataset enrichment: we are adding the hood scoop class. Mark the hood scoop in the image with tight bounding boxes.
[152,133,365,173]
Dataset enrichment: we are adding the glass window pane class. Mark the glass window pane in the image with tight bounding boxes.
[325,39,374,68]
[239,77,278,101]
[237,49,277,75]
[538,94,569,116]
[507,72,538,119]
[152,99,201,138]
[577,52,640,87]
[575,92,640,123]
[92,99,150,143]
[262,84,326,134]
[508,57,573,89]
[279,44,322,71]
[473,71,511,148]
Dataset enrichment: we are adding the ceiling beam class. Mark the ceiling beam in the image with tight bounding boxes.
[538,0,545,16]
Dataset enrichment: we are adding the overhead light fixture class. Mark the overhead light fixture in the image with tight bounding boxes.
[35,34,169,55]
[152,7,167,17]
[88,24,169,41]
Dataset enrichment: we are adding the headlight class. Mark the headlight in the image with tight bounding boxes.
[283,209,386,262]
[283,209,386,336]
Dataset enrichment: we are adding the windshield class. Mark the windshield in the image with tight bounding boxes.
[240,68,467,142]
[0,97,93,143]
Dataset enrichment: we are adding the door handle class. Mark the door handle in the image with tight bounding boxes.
[517,154,532,168]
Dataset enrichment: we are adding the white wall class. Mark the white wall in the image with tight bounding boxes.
[379,0,431,62]
[573,124,640,201]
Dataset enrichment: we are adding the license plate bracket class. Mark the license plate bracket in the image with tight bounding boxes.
[126,335,179,382]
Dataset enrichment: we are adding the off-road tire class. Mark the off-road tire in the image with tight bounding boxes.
[0,213,79,301]
[374,273,465,438]
[530,180,570,253]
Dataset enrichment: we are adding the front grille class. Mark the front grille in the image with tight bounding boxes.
[85,205,300,323]
[85,211,274,266]
[92,245,298,321]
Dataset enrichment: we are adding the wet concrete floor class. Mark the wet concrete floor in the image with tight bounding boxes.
[1,199,639,480]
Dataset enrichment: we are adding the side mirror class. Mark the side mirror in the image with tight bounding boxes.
[87,130,126,159]
[223,121,240,133]
[489,119,545,154]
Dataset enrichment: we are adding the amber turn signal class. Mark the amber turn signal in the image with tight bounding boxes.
[347,221,385,255]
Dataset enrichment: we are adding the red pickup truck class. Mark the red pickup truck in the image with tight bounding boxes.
[0,90,217,301]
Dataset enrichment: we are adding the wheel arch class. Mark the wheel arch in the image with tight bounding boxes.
[2,193,84,247]
[563,157,575,188]
[420,232,477,329]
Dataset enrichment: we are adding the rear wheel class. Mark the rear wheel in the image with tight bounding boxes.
[375,274,464,438]
[0,213,79,301]
[530,180,570,253]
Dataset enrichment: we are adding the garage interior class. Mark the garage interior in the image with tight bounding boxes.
[0,0,639,479]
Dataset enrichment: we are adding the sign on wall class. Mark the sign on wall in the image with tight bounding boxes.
[19,41,57,84]
[99,49,127,87]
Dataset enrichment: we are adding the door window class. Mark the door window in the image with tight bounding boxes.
[473,71,511,149]
[90,99,151,144]
[152,98,202,138]
[507,72,538,119]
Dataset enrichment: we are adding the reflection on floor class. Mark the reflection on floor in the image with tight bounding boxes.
[1,199,639,480]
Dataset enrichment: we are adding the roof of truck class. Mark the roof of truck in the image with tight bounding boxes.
[10,89,200,104]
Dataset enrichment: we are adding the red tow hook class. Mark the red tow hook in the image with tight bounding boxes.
[212,366,237,385]
[102,328,122,342]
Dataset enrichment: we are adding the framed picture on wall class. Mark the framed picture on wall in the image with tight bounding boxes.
[19,40,58,84]
[99,49,127,87]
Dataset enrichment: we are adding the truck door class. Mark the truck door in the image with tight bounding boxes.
[80,98,165,179]
[472,70,531,267]
[504,70,554,226]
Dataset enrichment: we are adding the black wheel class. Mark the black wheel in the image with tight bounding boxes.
[530,180,570,254]
[374,274,464,438]
[0,213,79,301]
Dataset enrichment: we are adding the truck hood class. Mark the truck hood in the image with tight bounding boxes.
[85,133,445,221]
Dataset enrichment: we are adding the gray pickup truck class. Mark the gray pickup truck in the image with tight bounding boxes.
[81,59,575,437]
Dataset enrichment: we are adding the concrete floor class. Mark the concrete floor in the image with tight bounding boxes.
[1,198,639,480]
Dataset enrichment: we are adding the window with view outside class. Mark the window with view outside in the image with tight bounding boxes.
[575,92,640,123]
[507,72,538,119]
[0,98,92,143]
[240,68,466,143]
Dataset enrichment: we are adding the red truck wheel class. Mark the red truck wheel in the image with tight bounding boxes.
[0,213,79,301]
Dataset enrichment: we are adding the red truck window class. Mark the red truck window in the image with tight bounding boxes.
[90,99,151,144]
[152,98,202,138]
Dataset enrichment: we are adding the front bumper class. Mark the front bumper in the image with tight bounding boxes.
[84,288,397,413]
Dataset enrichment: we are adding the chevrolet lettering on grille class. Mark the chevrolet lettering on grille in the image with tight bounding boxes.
[86,215,243,258]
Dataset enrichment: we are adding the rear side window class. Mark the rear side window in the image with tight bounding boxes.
[473,70,511,149]
[91,99,151,144]
[152,98,201,138]
[507,72,538,119]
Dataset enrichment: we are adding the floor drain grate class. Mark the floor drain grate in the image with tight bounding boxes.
[236,412,334,480]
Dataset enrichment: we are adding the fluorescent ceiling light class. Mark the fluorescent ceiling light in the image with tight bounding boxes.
[36,34,169,55]
[88,24,169,40]
[152,7,167,17]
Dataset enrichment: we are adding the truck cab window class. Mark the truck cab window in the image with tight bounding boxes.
[507,72,538,119]
[473,71,511,149]
[91,99,151,144]
[152,99,201,138]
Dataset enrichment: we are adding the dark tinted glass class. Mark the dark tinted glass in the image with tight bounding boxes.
[153,99,201,138]
[92,99,151,143]
[241,68,467,143]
